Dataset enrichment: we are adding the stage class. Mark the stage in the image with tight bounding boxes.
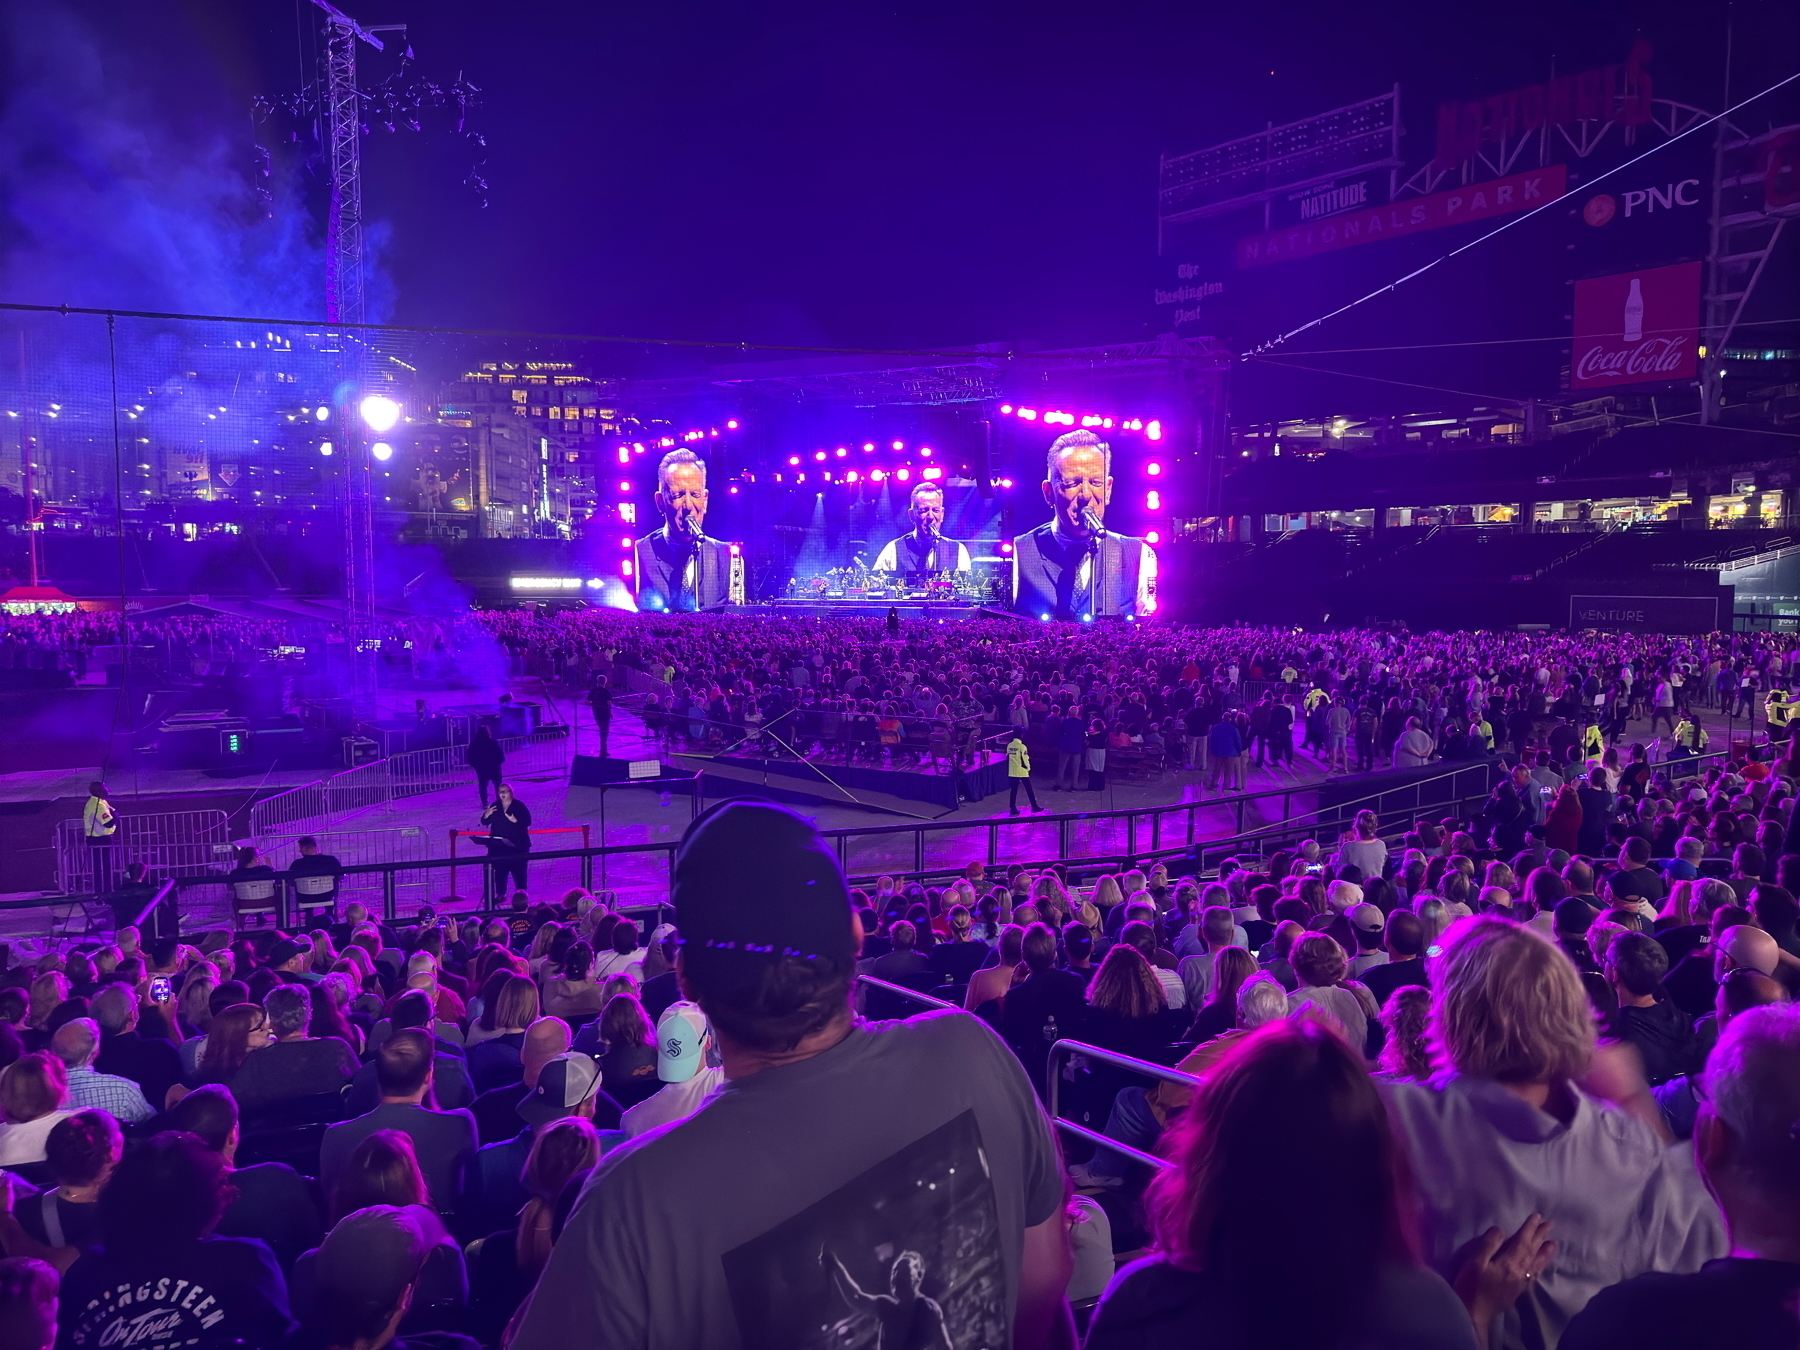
[670,748,1009,813]
[736,600,1021,621]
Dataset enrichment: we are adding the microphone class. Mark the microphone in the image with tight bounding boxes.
[1078,505,1106,537]
[680,514,704,540]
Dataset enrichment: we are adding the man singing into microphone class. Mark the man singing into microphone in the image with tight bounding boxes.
[1011,429,1156,621]
[634,449,745,612]
[871,483,972,578]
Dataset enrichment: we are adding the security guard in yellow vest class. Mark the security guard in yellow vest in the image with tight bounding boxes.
[1764,688,1794,741]
[1006,733,1045,815]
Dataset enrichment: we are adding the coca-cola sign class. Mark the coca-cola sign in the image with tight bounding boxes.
[1570,261,1701,390]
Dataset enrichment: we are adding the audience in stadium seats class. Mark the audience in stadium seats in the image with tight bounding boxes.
[6,612,1800,1347]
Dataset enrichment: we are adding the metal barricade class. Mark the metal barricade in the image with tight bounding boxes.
[1046,1039,1199,1170]
[54,810,232,894]
[254,827,435,907]
[248,727,572,837]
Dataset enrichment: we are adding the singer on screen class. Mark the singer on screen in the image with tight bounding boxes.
[872,483,972,578]
[1011,429,1156,620]
[634,449,744,612]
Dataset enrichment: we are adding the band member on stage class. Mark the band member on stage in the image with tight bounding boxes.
[1011,429,1156,621]
[634,449,744,612]
[871,483,972,578]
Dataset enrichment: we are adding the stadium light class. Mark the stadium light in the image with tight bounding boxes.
[371,442,394,461]
[359,395,401,432]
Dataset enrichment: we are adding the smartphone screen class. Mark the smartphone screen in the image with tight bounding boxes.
[148,976,173,1002]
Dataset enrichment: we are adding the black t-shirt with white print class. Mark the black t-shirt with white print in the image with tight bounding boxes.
[60,1235,294,1350]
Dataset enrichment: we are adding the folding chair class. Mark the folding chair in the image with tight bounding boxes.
[232,877,279,926]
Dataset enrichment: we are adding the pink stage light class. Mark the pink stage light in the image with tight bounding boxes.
[1146,490,1160,510]
[835,447,848,457]
[844,470,859,483]
[896,467,910,482]
[788,455,801,466]
[1146,462,1162,476]
[1146,420,1163,440]
[726,419,739,429]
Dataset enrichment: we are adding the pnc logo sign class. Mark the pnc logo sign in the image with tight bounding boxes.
[1582,178,1701,226]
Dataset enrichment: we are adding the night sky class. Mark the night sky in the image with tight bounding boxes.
[0,0,1781,359]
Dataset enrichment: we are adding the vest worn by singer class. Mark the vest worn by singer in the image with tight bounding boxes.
[1011,523,1153,621]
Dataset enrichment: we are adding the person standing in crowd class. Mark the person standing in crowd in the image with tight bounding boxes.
[466,727,505,809]
[509,801,1075,1350]
[587,681,612,757]
[476,785,532,900]
[80,783,117,896]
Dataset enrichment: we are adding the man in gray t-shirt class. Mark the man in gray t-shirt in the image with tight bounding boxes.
[509,802,1074,1350]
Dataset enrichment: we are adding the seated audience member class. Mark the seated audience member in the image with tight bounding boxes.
[467,1052,617,1251]
[963,926,1027,1012]
[468,1118,599,1345]
[508,802,1073,1349]
[999,922,1090,1095]
[193,1002,276,1089]
[1562,1003,1800,1349]
[1384,918,1727,1349]
[926,906,990,987]
[292,1131,465,1334]
[218,985,359,1110]
[347,992,474,1113]
[1651,968,1788,1141]
[48,1020,151,1124]
[1603,931,1700,1086]
[1182,947,1258,1044]
[1174,907,1240,1007]
[1086,1021,1504,1350]
[466,978,539,1093]
[163,1085,326,1273]
[635,929,682,1024]
[868,920,931,986]
[0,1256,58,1350]
[1285,933,1374,1055]
[619,1003,725,1139]
[90,985,182,1112]
[592,995,661,1110]
[57,1131,293,1350]
[320,1031,477,1225]
[470,1018,568,1146]
[298,1205,479,1350]
[1070,974,1288,1191]
[542,947,603,1022]
[1374,985,1434,1083]
[0,1111,120,1271]
[1082,946,1183,1058]
[1361,911,1430,1007]
[0,1057,71,1168]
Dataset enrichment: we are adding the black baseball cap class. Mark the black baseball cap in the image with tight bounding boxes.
[673,801,855,964]
[518,1052,602,1126]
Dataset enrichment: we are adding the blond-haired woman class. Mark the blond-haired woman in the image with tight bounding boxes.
[1382,917,1726,1350]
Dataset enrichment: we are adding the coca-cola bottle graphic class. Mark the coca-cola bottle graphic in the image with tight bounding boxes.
[1623,276,1644,343]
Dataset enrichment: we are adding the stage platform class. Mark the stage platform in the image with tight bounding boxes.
[736,601,1021,621]
[671,749,1008,813]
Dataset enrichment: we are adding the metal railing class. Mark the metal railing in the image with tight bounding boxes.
[1047,1039,1200,1170]
[247,727,572,837]
[54,809,232,893]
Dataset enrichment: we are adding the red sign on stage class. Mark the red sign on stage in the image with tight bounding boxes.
[1570,261,1701,390]
[1234,164,1567,268]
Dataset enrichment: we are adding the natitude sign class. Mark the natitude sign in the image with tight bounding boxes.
[1235,164,1567,268]
[1570,260,1701,390]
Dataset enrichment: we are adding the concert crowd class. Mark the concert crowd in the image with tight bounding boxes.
[0,599,1798,1344]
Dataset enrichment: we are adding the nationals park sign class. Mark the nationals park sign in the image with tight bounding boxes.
[1235,164,1568,268]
